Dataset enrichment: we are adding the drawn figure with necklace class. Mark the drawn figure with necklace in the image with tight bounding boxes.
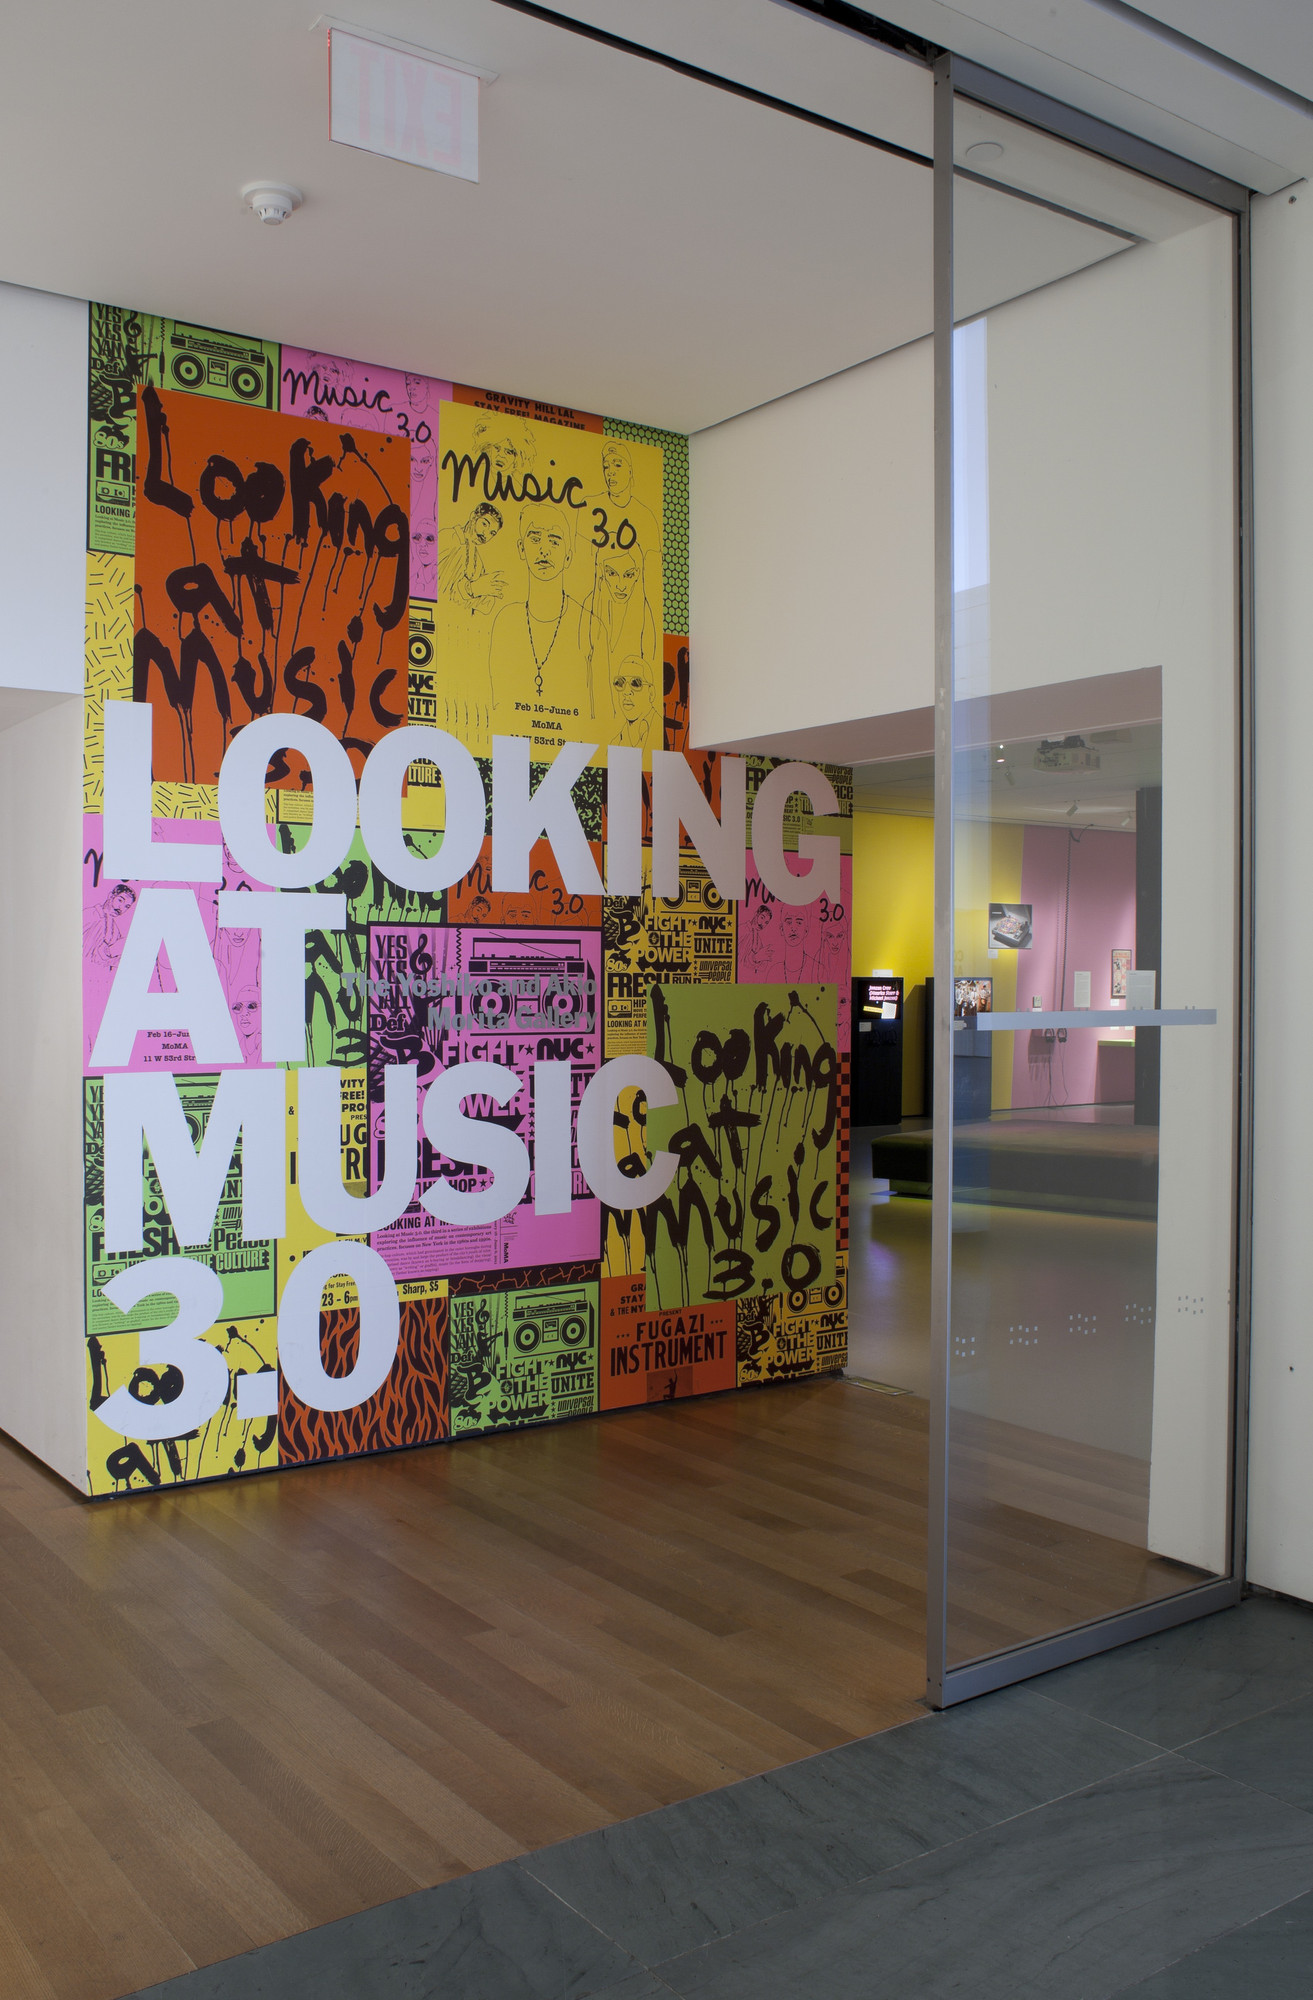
[486,501,593,748]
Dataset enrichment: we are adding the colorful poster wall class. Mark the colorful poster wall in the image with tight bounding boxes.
[81,303,853,1494]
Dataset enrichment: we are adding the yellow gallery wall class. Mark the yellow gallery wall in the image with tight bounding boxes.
[850,811,1023,1112]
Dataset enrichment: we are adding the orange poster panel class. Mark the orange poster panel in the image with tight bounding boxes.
[663,633,690,751]
[132,387,411,786]
[448,835,604,927]
[452,382,604,434]
[599,1275,735,1411]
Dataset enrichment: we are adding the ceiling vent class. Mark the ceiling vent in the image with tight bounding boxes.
[316,16,496,185]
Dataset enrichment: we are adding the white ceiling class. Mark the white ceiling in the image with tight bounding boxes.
[853,724,1162,826]
[0,0,1231,435]
[1133,0,1313,104]
[2,0,938,433]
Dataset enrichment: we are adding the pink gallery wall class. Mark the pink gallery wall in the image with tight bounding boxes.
[1010,826,1137,1107]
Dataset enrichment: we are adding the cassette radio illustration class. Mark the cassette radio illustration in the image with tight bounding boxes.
[461,938,597,1037]
[509,1291,595,1358]
[657,867,725,916]
[165,326,272,402]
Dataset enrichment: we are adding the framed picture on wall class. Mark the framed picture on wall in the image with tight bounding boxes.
[988,903,1032,950]
[1111,947,1133,998]
[954,977,993,1018]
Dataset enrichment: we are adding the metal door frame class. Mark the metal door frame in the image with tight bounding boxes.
[927,51,1254,1707]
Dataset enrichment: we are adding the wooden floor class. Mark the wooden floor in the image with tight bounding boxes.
[0,1381,931,2000]
[0,1374,1212,2000]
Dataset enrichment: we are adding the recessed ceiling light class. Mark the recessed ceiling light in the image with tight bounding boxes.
[965,140,1005,164]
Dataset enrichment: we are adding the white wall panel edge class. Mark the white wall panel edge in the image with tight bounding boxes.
[0,698,86,1491]
[0,281,87,697]
[1247,182,1313,1601]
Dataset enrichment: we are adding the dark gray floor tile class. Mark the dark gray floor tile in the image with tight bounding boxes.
[1029,1596,1313,1748]
[652,1756,1313,2000]
[127,1860,642,2000]
[596,1980,678,1998]
[523,1768,867,1966]
[1183,1690,1313,1809]
[524,1687,1155,1963]
[1110,1888,1313,1997]
[768,1681,1157,1851]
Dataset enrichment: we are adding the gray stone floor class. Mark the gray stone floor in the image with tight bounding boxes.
[130,1594,1313,2000]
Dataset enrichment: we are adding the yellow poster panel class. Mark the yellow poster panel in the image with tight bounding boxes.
[602,1083,649,1278]
[603,852,736,1059]
[86,1316,279,1494]
[435,404,664,756]
[736,1254,848,1387]
[279,1067,370,1292]
[84,553,133,813]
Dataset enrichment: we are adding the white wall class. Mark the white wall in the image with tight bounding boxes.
[985,221,1238,1575]
[0,696,87,1489]
[1249,183,1313,1601]
[689,336,934,750]
[0,282,87,696]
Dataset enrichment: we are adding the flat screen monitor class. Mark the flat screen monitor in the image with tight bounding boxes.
[863,977,902,1021]
[954,976,993,1018]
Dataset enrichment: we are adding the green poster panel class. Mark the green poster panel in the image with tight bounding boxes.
[449,1281,599,1433]
[645,982,838,1308]
[88,303,278,552]
[84,1078,276,1332]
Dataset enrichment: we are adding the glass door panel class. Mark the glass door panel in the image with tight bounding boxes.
[938,94,1240,1682]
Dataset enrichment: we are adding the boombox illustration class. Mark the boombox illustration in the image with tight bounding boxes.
[509,1292,594,1357]
[461,942,597,1035]
[656,860,725,916]
[165,325,272,402]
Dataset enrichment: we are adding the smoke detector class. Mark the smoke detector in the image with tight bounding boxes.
[241,182,304,225]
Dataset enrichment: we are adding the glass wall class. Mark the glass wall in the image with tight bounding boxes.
[930,78,1244,1698]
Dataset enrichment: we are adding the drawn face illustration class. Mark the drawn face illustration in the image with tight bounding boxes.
[601,442,631,499]
[470,896,493,922]
[779,909,809,950]
[474,417,535,478]
[612,659,654,722]
[220,890,253,954]
[230,985,260,1057]
[109,884,136,918]
[751,902,775,940]
[520,514,568,582]
[404,372,430,411]
[471,508,501,545]
[601,553,640,603]
[305,353,348,411]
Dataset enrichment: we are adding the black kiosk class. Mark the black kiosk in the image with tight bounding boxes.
[851,976,904,1127]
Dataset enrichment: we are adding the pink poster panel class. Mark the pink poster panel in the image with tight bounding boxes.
[279,347,452,599]
[83,816,270,1071]
[367,924,601,1278]
[737,854,853,1039]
